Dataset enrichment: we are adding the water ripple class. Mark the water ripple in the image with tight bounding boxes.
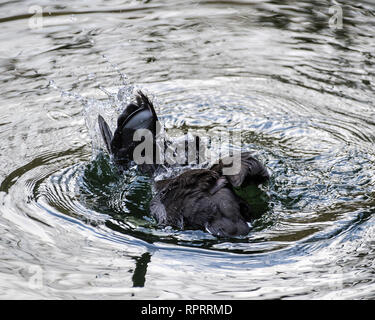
[1,0,375,299]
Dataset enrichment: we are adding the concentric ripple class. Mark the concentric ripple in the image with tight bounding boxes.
[30,78,375,258]
[1,0,375,299]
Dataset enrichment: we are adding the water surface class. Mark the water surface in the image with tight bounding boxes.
[1,0,375,299]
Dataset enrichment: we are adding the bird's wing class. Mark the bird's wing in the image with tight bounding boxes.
[98,91,158,168]
[211,152,269,188]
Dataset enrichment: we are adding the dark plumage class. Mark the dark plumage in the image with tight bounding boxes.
[98,91,158,174]
[98,91,270,237]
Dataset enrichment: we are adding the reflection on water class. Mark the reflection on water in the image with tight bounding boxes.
[0,0,375,299]
[132,252,152,288]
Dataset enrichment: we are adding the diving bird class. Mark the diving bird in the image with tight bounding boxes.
[98,91,269,237]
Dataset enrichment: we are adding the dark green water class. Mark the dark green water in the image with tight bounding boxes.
[1,0,375,299]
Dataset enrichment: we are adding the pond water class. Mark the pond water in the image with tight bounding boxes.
[1,0,375,299]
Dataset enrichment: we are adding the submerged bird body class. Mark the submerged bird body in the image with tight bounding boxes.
[98,91,269,237]
[151,169,253,236]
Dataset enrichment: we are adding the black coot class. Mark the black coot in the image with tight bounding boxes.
[98,91,269,237]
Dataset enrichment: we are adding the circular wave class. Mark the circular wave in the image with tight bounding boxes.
[29,78,375,258]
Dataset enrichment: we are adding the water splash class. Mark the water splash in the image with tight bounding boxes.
[47,57,138,158]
